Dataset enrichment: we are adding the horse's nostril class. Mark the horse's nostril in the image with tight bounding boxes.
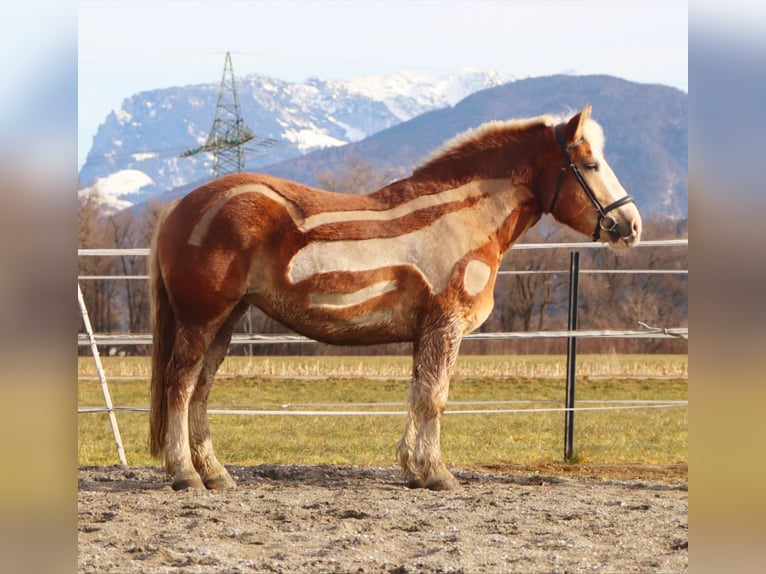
[616,222,630,238]
[631,221,642,241]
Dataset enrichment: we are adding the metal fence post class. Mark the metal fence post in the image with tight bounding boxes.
[564,251,580,462]
[78,281,128,468]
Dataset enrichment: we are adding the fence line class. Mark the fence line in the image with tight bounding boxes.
[79,400,688,417]
[78,269,688,281]
[77,326,687,347]
[76,240,689,283]
[78,398,687,409]
[498,269,687,275]
[77,239,688,466]
[76,239,689,346]
[77,374,687,382]
[76,238,687,258]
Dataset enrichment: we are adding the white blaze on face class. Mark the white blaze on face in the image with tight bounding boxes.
[582,121,628,206]
[288,181,531,299]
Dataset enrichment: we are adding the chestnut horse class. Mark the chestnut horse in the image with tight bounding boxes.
[149,105,641,491]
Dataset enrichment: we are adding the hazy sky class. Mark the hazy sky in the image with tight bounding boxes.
[78,1,688,166]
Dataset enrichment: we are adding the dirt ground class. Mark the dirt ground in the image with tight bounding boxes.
[78,464,687,573]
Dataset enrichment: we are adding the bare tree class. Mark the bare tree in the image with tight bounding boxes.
[483,222,577,353]
[578,218,687,353]
[78,192,172,354]
[78,191,121,335]
[315,154,401,195]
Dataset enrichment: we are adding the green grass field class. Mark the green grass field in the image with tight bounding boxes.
[78,355,687,469]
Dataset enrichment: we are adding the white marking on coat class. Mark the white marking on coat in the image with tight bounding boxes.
[463,260,492,296]
[288,183,531,293]
[299,183,486,231]
[188,183,302,246]
[309,280,398,308]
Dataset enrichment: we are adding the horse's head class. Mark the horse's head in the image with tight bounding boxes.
[544,105,641,249]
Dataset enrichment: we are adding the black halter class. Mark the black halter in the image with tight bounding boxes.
[548,123,635,241]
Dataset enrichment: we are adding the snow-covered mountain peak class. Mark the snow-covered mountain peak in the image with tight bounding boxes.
[339,68,517,118]
[78,169,154,215]
[78,68,514,209]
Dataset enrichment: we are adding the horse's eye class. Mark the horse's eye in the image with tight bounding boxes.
[584,162,599,171]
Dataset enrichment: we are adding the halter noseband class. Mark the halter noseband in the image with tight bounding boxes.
[548,123,635,241]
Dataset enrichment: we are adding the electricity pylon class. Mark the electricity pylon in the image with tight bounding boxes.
[180,52,278,355]
[181,51,274,177]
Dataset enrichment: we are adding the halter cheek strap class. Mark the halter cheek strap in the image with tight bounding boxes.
[549,123,635,241]
[548,129,584,216]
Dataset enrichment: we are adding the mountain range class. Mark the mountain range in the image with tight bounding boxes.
[78,70,687,219]
[78,69,515,210]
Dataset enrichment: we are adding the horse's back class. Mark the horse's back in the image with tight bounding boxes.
[154,173,418,340]
[154,172,519,344]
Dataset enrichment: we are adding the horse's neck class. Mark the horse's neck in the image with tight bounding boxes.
[472,181,541,255]
[497,197,543,254]
[379,176,542,258]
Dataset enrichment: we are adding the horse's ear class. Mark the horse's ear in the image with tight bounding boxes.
[565,104,592,143]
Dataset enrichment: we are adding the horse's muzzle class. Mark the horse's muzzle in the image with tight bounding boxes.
[604,217,641,249]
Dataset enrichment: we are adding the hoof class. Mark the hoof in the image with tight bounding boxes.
[204,473,237,490]
[403,464,461,491]
[400,467,425,489]
[424,468,462,491]
[172,476,206,491]
[406,476,425,489]
[425,476,462,491]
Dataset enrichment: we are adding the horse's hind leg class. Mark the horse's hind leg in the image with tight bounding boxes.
[397,345,426,488]
[188,301,249,490]
[164,324,208,490]
[397,318,463,491]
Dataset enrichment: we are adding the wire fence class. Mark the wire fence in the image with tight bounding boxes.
[77,239,688,346]
[79,400,688,417]
[77,239,688,465]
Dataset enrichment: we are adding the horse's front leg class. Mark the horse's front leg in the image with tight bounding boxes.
[397,319,463,491]
[397,344,425,488]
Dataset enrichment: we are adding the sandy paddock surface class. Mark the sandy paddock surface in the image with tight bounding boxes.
[78,464,687,573]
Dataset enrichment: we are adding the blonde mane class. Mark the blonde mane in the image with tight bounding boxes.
[414,115,556,175]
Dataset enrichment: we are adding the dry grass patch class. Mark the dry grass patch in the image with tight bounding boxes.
[78,355,687,471]
[78,354,688,379]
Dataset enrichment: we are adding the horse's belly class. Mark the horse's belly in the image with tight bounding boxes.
[245,288,416,346]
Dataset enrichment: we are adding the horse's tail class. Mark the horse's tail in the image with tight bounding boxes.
[149,202,177,459]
